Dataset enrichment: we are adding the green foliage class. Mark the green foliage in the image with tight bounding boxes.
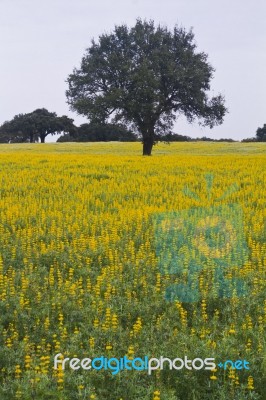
[66,19,227,154]
[56,133,74,143]
[0,113,37,143]
[58,123,138,142]
[197,137,236,142]
[0,109,76,143]
[241,138,257,143]
[161,133,191,142]
[256,124,266,142]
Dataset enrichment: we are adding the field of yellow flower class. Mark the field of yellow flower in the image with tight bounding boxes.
[0,142,265,400]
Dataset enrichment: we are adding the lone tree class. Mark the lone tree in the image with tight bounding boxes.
[66,19,227,155]
[0,109,76,143]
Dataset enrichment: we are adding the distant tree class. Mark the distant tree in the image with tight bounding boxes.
[162,133,191,142]
[197,136,214,141]
[256,124,266,142]
[241,137,257,143]
[217,138,236,142]
[195,136,236,142]
[0,109,76,143]
[66,19,227,155]
[0,113,37,143]
[57,134,74,143]
[58,123,138,142]
[0,127,12,143]
[30,109,76,143]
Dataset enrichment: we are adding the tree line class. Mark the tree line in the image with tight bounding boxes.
[0,19,265,151]
[0,109,138,143]
[0,108,265,143]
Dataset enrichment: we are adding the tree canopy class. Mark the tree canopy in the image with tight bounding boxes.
[0,109,76,143]
[256,124,266,142]
[0,113,37,143]
[58,123,138,142]
[66,19,227,155]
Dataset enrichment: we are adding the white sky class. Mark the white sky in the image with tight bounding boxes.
[0,0,265,141]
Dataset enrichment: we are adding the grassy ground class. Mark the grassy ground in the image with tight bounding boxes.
[0,142,265,399]
[1,141,266,155]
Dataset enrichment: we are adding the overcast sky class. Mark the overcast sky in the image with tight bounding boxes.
[0,0,265,141]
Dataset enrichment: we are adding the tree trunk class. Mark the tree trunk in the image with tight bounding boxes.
[142,136,154,156]
[30,134,34,143]
[40,134,45,143]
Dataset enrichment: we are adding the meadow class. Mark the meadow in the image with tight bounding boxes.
[0,142,265,399]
